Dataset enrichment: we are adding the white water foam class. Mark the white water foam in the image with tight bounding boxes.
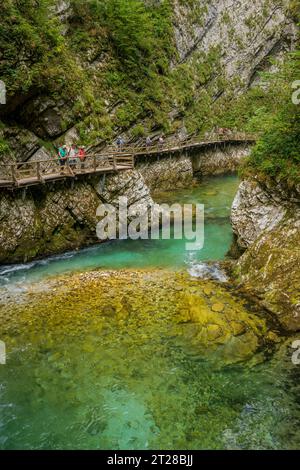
[187,262,228,282]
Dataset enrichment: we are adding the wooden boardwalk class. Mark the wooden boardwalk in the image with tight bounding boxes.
[0,154,134,189]
[99,133,256,158]
[0,133,256,189]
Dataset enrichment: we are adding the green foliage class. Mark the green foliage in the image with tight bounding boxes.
[289,0,300,20]
[131,124,145,138]
[249,110,300,182]
[0,0,86,98]
[68,0,176,140]
[245,48,300,184]
[0,139,10,156]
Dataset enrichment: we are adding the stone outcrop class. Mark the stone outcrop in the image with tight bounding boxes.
[231,178,300,331]
[137,155,193,192]
[192,144,251,178]
[173,0,297,85]
[2,127,40,163]
[0,170,154,264]
[18,96,73,140]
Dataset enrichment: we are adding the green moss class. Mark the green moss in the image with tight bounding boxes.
[0,269,280,364]
[0,138,10,157]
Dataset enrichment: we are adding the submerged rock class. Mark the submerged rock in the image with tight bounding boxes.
[188,262,228,282]
[0,269,280,366]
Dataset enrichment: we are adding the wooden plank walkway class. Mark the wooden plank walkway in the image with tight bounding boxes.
[0,154,134,189]
[0,134,256,190]
[98,133,257,157]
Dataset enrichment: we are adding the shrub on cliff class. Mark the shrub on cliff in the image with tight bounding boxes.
[0,0,85,98]
[244,48,300,185]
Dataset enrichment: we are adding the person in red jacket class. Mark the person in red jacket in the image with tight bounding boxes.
[78,146,86,170]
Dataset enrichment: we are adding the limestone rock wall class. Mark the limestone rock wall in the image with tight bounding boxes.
[231,178,300,331]
[192,144,251,178]
[0,170,154,264]
[173,0,297,85]
[137,155,193,192]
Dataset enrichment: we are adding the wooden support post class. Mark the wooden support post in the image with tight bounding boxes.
[93,155,97,171]
[100,173,106,192]
[11,165,17,185]
[36,162,44,183]
[22,188,27,201]
[113,156,117,171]
[66,159,74,177]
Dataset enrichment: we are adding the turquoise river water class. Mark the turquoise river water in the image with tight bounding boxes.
[0,174,299,450]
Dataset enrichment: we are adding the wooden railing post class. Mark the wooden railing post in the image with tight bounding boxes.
[11,164,17,185]
[113,155,117,171]
[93,155,97,171]
[36,162,41,181]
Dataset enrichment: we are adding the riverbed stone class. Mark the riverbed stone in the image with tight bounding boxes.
[211,302,225,313]
[0,270,280,366]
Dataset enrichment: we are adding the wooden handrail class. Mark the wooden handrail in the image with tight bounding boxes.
[0,153,135,188]
[94,132,257,156]
[0,134,256,189]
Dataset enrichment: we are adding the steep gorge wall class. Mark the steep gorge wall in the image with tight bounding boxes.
[173,0,296,85]
[192,144,251,177]
[136,143,251,191]
[231,178,300,332]
[137,155,193,192]
[0,170,154,264]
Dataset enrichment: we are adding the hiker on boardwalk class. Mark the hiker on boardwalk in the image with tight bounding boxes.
[68,144,78,169]
[158,135,164,148]
[146,136,151,148]
[116,136,124,151]
[58,145,68,173]
[78,146,86,170]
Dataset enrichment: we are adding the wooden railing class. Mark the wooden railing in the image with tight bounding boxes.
[95,132,257,156]
[0,154,134,189]
[0,133,256,189]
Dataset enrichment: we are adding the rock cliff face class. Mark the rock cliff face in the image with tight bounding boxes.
[137,143,251,191]
[231,178,300,332]
[192,144,251,178]
[137,155,193,192]
[173,0,296,85]
[0,170,154,264]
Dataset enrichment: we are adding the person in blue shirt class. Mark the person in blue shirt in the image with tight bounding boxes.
[58,145,67,172]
